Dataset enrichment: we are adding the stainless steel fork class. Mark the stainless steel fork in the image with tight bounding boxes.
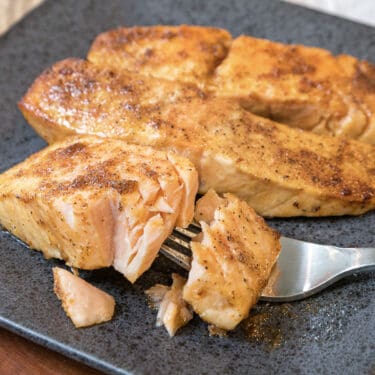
[161,223,375,302]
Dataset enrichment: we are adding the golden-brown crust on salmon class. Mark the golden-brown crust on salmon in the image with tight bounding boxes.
[0,136,198,278]
[184,190,280,330]
[17,58,375,217]
[87,26,375,143]
[88,25,231,87]
[161,98,375,216]
[211,35,375,142]
[18,58,207,144]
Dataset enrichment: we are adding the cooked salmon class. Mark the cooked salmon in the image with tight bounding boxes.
[88,25,375,143]
[53,267,115,328]
[18,58,206,144]
[18,60,375,216]
[146,273,193,336]
[88,25,231,88]
[183,190,280,330]
[0,136,198,282]
[211,35,375,143]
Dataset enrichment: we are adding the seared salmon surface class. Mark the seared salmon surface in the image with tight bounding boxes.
[211,36,375,143]
[183,190,281,330]
[18,60,375,216]
[53,267,115,328]
[19,58,206,144]
[88,25,375,143]
[0,136,198,282]
[88,25,231,88]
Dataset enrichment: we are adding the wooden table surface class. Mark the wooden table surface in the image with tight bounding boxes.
[0,1,104,374]
[0,328,103,375]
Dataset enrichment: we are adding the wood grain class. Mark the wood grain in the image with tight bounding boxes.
[0,328,104,375]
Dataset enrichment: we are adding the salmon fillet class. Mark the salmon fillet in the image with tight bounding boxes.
[88,25,231,88]
[183,190,281,330]
[212,36,375,143]
[18,58,206,144]
[18,59,375,217]
[88,25,375,143]
[53,267,115,328]
[0,136,198,282]
[146,273,193,336]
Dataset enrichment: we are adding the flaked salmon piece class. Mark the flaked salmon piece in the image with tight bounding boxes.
[88,25,231,88]
[183,190,281,331]
[145,284,169,308]
[18,60,375,216]
[0,136,198,282]
[166,153,199,227]
[53,267,115,328]
[87,26,375,144]
[146,273,193,336]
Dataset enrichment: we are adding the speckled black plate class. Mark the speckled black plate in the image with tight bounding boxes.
[0,0,374,374]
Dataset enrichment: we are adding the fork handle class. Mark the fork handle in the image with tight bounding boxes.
[338,246,375,273]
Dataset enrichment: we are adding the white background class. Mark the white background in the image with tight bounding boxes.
[285,0,375,26]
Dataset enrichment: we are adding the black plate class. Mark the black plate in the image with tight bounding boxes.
[0,1,374,374]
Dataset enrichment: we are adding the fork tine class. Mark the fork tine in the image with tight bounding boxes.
[160,222,201,271]
[190,221,201,230]
[168,233,191,249]
[173,227,197,238]
[174,221,201,238]
[160,244,191,271]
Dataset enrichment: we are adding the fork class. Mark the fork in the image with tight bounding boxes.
[161,222,375,302]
